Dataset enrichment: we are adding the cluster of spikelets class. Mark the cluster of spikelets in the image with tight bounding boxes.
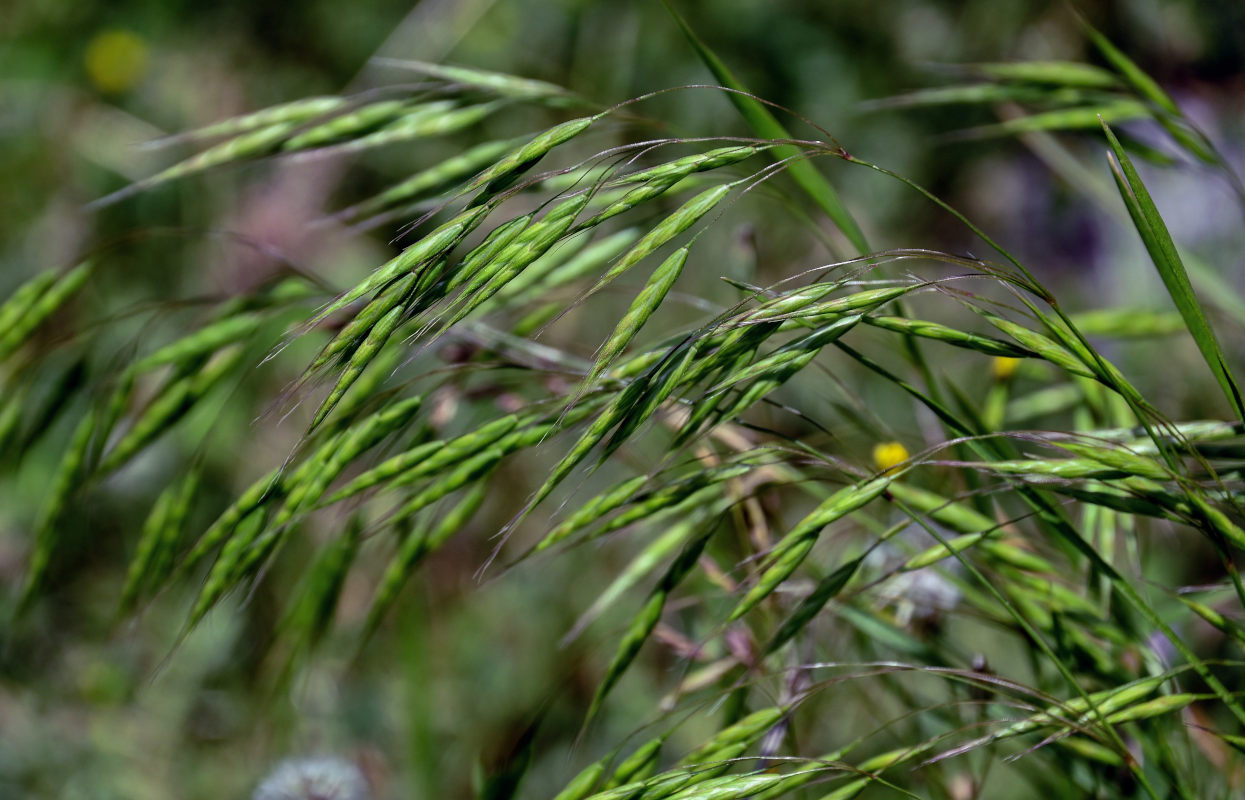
[5,8,1245,800]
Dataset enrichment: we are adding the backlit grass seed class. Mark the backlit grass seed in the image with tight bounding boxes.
[341,138,517,222]
[445,215,535,292]
[320,204,492,320]
[360,482,488,641]
[864,315,1028,358]
[380,58,571,100]
[280,99,411,151]
[582,247,688,389]
[593,184,732,290]
[310,305,405,429]
[0,262,93,361]
[466,116,597,196]
[607,736,664,788]
[730,476,892,620]
[317,101,503,158]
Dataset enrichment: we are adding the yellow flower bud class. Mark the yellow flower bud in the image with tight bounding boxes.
[85,30,148,94]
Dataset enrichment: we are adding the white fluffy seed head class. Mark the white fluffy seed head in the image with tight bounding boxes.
[253,756,370,800]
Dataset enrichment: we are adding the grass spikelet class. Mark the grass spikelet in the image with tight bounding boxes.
[0,382,27,456]
[146,95,347,146]
[513,228,642,301]
[0,262,93,362]
[18,410,98,609]
[585,524,713,723]
[706,315,861,396]
[304,101,502,158]
[979,312,1095,379]
[529,474,649,556]
[279,99,411,152]
[614,146,766,187]
[1067,308,1185,338]
[900,532,993,572]
[92,122,300,207]
[589,480,732,546]
[184,507,269,629]
[746,285,905,326]
[949,101,1150,140]
[438,194,589,329]
[564,510,714,645]
[777,286,913,324]
[966,60,1122,88]
[864,83,1090,110]
[606,736,664,788]
[326,413,518,507]
[1187,494,1245,550]
[119,470,200,613]
[0,270,59,339]
[99,346,244,475]
[581,246,688,390]
[729,475,893,621]
[465,115,598,198]
[891,482,996,532]
[1052,440,1169,480]
[319,440,443,506]
[579,175,692,229]
[1176,595,1245,646]
[360,482,488,641]
[1104,693,1198,725]
[479,230,595,311]
[387,447,503,527]
[607,345,700,452]
[233,398,426,583]
[764,556,863,654]
[444,215,535,292]
[583,591,664,724]
[288,516,363,650]
[318,204,492,321]
[284,395,424,522]
[178,467,285,575]
[309,272,416,374]
[862,315,1029,357]
[374,58,572,101]
[335,139,516,224]
[675,707,785,768]
[589,184,732,293]
[968,456,1153,480]
[552,762,606,800]
[310,305,405,429]
[131,312,264,374]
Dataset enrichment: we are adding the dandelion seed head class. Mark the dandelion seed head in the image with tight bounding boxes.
[253,756,371,800]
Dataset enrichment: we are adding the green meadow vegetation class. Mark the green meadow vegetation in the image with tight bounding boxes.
[3,2,1244,798]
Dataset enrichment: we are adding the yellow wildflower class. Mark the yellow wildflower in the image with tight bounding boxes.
[872,441,909,474]
[991,356,1020,381]
[85,30,148,94]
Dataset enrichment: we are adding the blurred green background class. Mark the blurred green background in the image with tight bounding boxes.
[3,1,1244,798]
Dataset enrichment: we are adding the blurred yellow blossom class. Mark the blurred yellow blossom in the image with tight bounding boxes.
[991,356,1020,381]
[872,441,909,474]
[85,30,148,94]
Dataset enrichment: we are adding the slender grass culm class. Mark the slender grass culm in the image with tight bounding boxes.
[3,4,1244,799]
